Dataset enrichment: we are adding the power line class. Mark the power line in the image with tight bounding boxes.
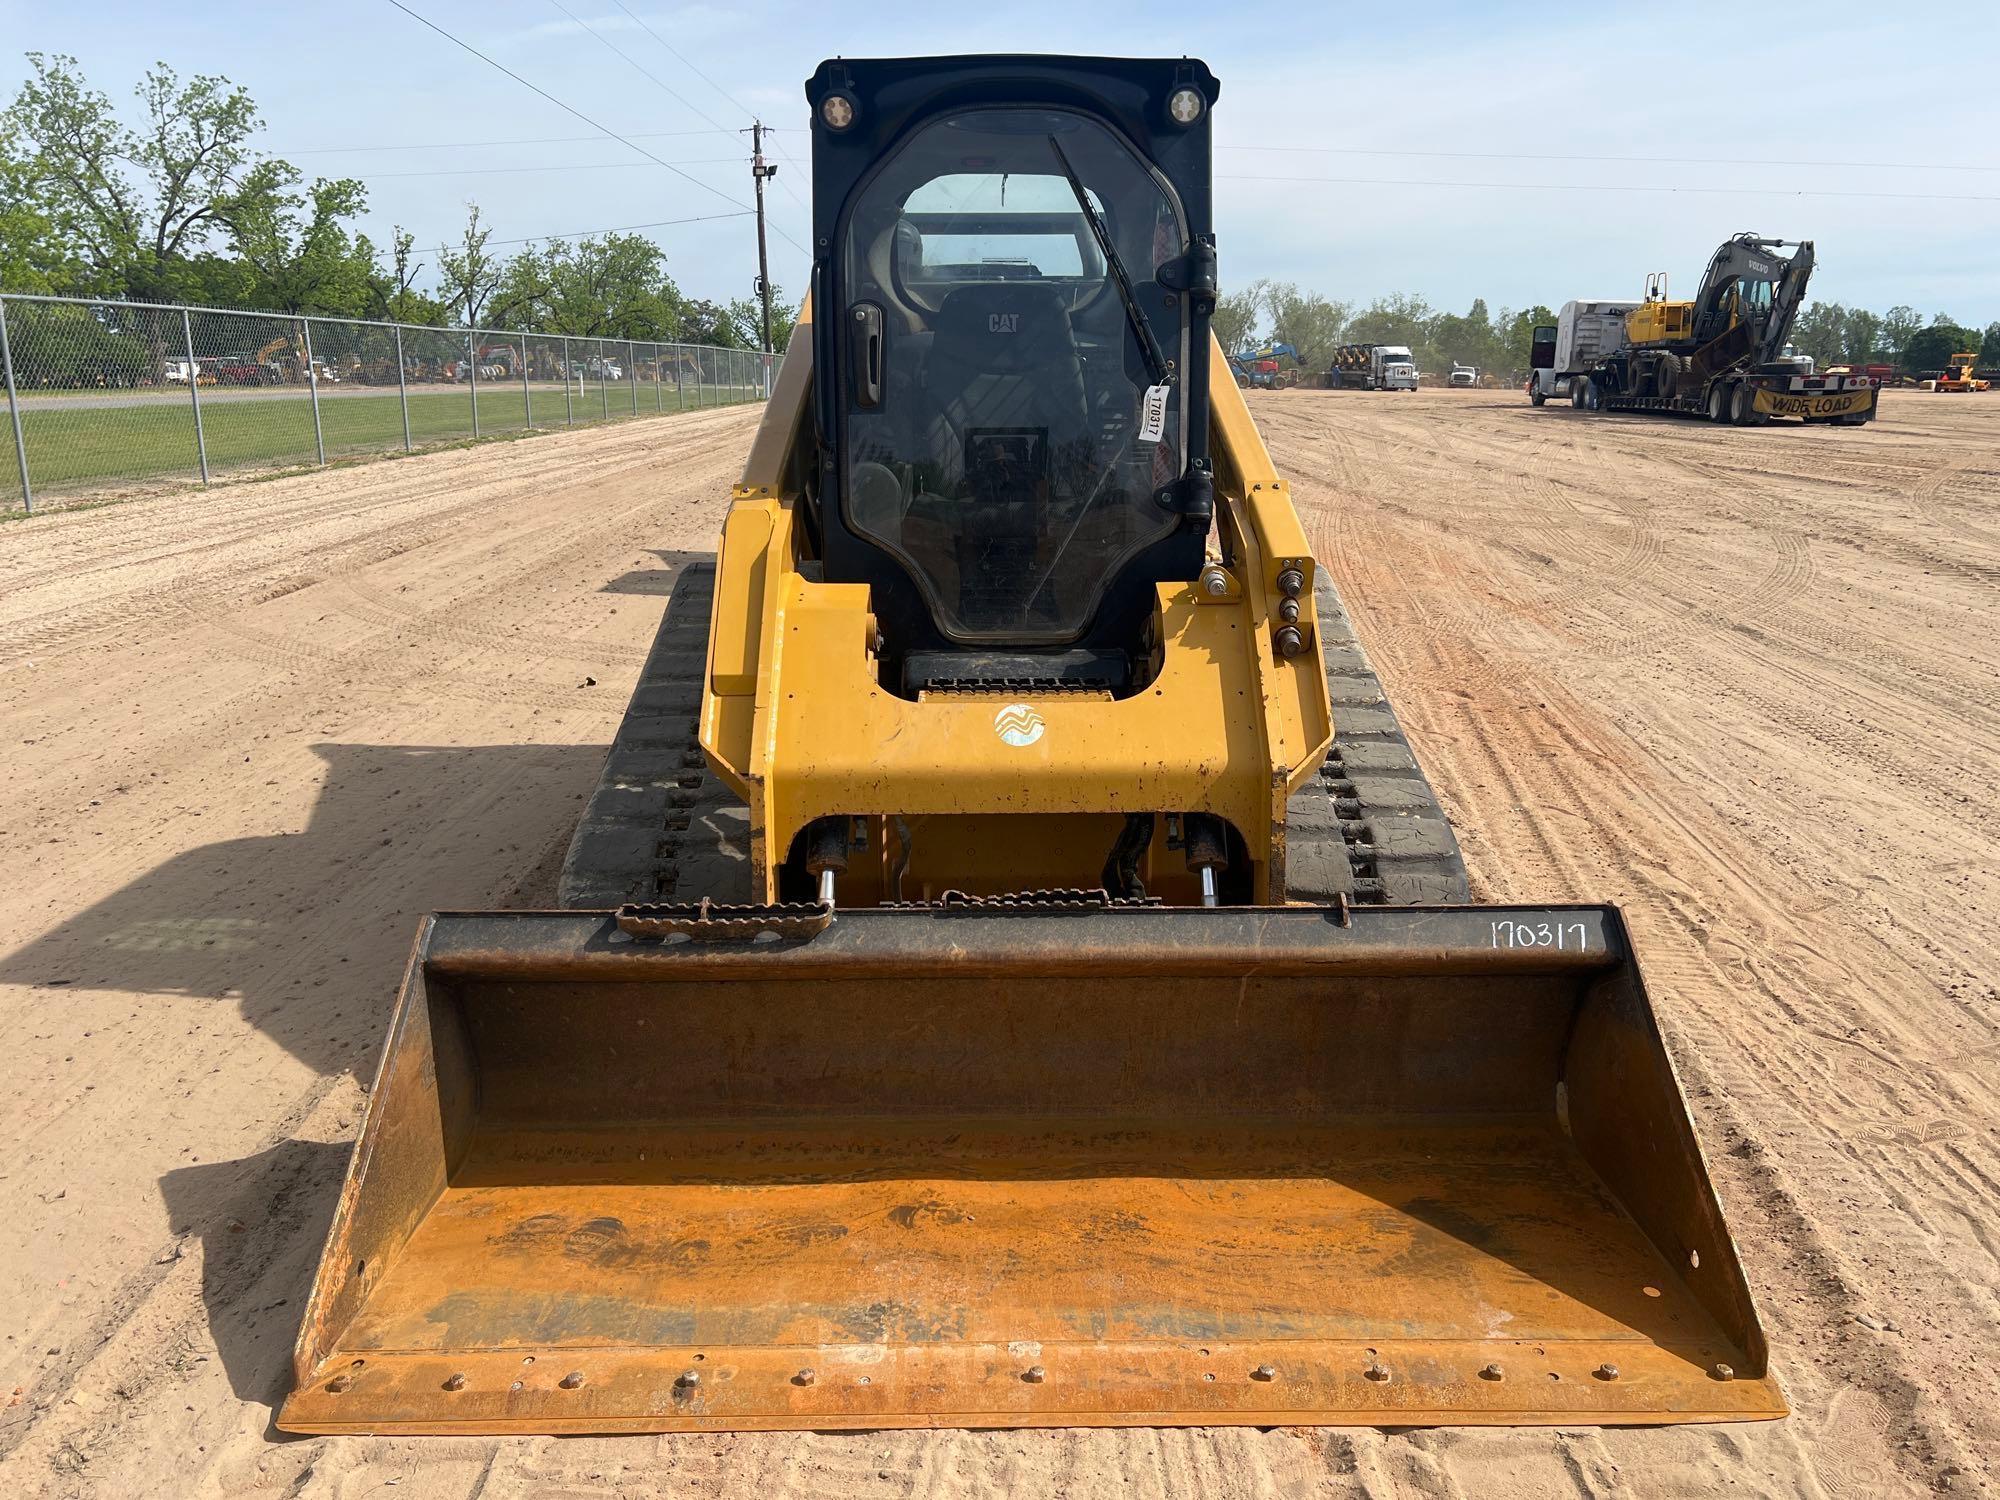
[531,0,807,254]
[608,0,763,125]
[1219,171,2000,204]
[1218,143,2000,175]
[544,0,739,142]
[481,209,754,250]
[364,157,746,181]
[280,127,739,155]
[588,0,815,229]
[384,0,757,219]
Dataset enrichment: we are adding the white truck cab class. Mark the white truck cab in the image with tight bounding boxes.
[1527,300,1636,406]
[1375,345,1419,390]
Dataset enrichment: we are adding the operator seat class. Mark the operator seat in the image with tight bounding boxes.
[905,282,1095,630]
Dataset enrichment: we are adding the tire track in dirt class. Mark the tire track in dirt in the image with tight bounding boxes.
[0,409,755,673]
[1262,389,1998,1495]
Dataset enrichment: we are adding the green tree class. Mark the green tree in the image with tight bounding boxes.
[372,227,447,325]
[437,201,500,326]
[4,54,288,303]
[1212,280,1265,354]
[0,119,77,292]
[1981,322,2000,368]
[1259,281,1349,369]
[491,231,691,338]
[1902,319,1978,375]
[1344,293,1434,363]
[1840,307,1882,365]
[225,164,375,315]
[1878,305,1923,365]
[727,282,796,351]
[1790,301,1846,367]
[1498,304,1556,375]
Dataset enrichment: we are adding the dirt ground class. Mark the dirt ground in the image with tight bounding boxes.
[1,389,1994,1497]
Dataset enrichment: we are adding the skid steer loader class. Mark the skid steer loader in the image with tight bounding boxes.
[279,55,1785,1434]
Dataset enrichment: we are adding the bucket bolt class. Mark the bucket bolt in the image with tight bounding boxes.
[1710,1363,1735,1382]
[677,1368,702,1388]
[1179,813,1228,907]
[1364,1361,1391,1383]
[1022,1365,1046,1384]
[793,1368,816,1387]
[804,817,851,907]
[1479,1363,1504,1382]
[560,1370,586,1390]
[442,1372,467,1392]
[1594,1363,1619,1382]
[1250,1364,1277,1382]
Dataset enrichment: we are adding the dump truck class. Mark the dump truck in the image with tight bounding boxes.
[1330,342,1418,390]
[1569,235,1877,425]
[280,54,1785,1437]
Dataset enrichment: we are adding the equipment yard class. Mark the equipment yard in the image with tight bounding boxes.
[2,389,1995,1496]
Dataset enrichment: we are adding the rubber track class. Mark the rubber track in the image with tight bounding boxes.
[1284,578,1470,904]
[559,559,753,906]
[562,564,1467,908]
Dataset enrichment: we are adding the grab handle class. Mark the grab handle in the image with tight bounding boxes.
[849,301,884,408]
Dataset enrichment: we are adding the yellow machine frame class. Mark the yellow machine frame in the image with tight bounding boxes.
[700,297,1332,905]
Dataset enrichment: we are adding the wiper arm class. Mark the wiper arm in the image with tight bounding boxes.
[1047,134,1169,386]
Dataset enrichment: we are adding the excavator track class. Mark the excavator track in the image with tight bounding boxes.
[566,564,1465,909]
[1284,578,1470,905]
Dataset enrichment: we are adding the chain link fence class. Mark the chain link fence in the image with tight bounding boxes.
[0,292,775,514]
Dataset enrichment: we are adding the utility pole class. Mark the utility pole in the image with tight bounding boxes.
[744,120,777,353]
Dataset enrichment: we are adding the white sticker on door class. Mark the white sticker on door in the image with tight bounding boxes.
[1138,383,1170,443]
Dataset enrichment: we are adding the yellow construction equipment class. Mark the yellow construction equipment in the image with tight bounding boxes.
[280,54,1784,1436]
[1936,352,1990,393]
[1585,237,1876,425]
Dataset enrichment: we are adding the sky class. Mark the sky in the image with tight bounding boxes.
[3,1,1997,327]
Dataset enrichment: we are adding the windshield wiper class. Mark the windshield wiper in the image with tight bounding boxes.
[1047,135,1169,386]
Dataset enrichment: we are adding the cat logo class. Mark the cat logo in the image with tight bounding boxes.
[989,312,1021,334]
[992,702,1045,747]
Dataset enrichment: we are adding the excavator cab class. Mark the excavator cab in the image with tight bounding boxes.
[279,56,1785,1437]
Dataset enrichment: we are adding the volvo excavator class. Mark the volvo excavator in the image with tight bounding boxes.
[1577,233,1877,425]
[279,56,1784,1435]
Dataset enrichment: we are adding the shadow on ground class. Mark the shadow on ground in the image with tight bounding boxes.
[0,741,610,1079]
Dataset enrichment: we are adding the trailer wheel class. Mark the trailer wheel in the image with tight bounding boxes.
[1730,385,1753,425]
[1708,384,1729,422]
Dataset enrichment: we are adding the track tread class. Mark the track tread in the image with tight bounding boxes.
[1286,578,1469,905]
[559,559,753,907]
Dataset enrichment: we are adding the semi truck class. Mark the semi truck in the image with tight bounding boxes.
[1329,342,1418,390]
[1526,300,1637,406]
[1532,235,1878,427]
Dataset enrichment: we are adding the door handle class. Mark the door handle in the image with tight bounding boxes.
[850,302,883,408]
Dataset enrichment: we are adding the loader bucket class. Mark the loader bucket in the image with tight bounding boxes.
[280,904,1784,1433]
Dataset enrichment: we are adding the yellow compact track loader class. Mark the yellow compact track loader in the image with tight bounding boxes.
[280,55,1784,1435]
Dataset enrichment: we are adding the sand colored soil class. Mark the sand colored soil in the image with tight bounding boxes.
[1,391,1993,1496]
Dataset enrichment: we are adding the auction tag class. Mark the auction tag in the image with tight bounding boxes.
[1138,384,1170,443]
